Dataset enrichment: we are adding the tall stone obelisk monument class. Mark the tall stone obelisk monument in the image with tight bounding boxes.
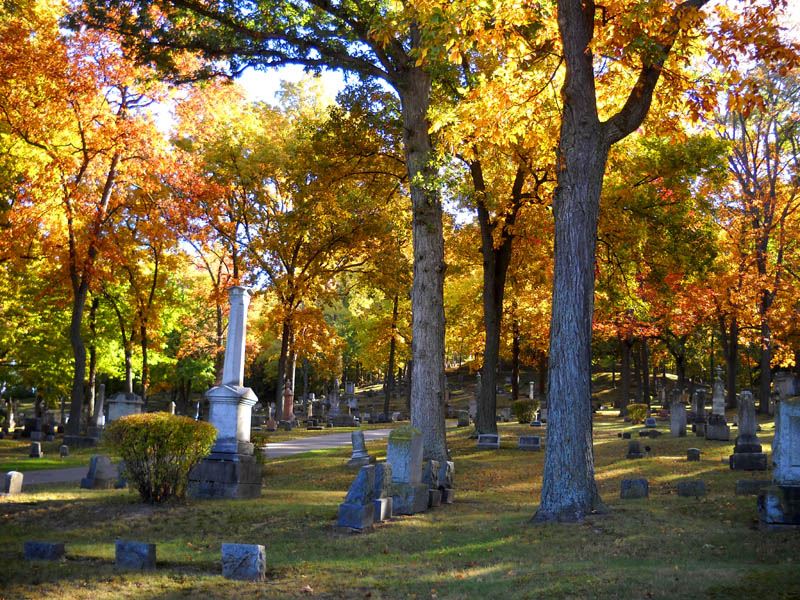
[189,287,262,499]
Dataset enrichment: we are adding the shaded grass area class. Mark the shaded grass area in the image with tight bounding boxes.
[2,415,799,599]
[0,439,116,473]
[257,422,400,444]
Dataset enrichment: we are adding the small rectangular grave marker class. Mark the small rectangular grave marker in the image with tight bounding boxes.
[2,471,23,495]
[24,541,65,561]
[518,436,541,451]
[115,540,156,570]
[477,434,500,450]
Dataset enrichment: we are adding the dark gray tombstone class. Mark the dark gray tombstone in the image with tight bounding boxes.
[115,541,156,570]
[221,544,266,581]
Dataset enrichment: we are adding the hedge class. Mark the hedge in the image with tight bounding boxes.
[105,413,216,503]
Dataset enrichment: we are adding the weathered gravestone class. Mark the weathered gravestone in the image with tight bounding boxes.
[670,401,687,437]
[422,459,442,507]
[687,448,701,462]
[24,541,65,561]
[337,464,375,530]
[644,417,657,428]
[188,287,261,500]
[736,479,770,496]
[705,367,730,441]
[691,389,707,434]
[438,460,455,504]
[80,455,117,489]
[620,478,649,499]
[730,390,767,471]
[373,462,393,521]
[758,397,800,528]
[2,471,23,495]
[221,543,266,581]
[626,441,644,459]
[346,430,375,468]
[29,442,42,458]
[116,540,156,570]
[457,411,470,427]
[386,425,428,515]
[677,480,706,497]
[59,444,69,458]
[518,436,541,451]
[477,434,500,450]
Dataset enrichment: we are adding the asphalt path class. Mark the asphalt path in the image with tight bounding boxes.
[19,428,394,488]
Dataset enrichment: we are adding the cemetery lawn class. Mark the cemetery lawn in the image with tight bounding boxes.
[0,439,117,472]
[2,416,800,599]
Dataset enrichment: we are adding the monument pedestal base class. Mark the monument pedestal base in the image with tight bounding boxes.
[730,452,768,471]
[758,485,800,529]
[188,453,262,500]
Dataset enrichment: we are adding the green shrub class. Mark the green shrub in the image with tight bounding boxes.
[105,413,216,503]
[627,403,648,424]
[512,399,539,423]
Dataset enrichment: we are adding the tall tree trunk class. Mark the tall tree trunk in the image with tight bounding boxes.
[66,284,89,435]
[759,301,772,414]
[641,338,650,409]
[402,66,448,462]
[87,297,99,422]
[534,66,609,522]
[471,161,525,434]
[511,302,520,402]
[215,295,224,384]
[140,322,149,405]
[632,339,641,402]
[384,294,399,416]
[276,317,290,404]
[719,316,739,409]
[537,353,547,397]
[620,337,632,414]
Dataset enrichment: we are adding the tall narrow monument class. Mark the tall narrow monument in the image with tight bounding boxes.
[188,287,262,499]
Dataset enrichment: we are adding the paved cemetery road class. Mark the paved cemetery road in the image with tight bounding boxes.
[19,429,395,488]
[263,428,393,458]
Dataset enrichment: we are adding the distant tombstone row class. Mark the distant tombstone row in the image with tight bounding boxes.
[23,539,266,580]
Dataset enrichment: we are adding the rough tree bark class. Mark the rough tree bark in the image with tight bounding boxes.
[534,0,707,522]
[384,294,399,416]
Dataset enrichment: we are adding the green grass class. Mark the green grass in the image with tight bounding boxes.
[1,414,799,599]
[0,439,116,472]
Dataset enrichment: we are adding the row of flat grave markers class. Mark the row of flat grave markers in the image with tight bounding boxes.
[337,425,455,531]
[476,434,543,451]
[22,541,267,581]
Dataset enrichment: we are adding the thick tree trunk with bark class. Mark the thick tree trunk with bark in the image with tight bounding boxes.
[533,27,609,518]
[719,316,739,408]
[511,305,520,402]
[66,285,89,435]
[384,294,399,416]
[402,66,448,463]
[759,297,773,414]
[471,161,523,434]
[276,318,290,404]
[641,338,650,408]
[620,337,632,414]
[87,297,98,422]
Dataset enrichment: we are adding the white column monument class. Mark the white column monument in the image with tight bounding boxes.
[189,287,261,499]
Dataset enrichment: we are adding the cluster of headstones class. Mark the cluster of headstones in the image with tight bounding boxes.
[618,384,800,526]
[337,425,454,532]
[22,540,267,581]
[2,454,127,497]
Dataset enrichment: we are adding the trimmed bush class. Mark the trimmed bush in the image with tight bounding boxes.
[105,413,216,503]
[512,399,539,423]
[627,403,648,424]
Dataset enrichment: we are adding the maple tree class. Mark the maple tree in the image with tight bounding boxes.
[75,0,452,461]
[712,64,800,412]
[0,2,172,434]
